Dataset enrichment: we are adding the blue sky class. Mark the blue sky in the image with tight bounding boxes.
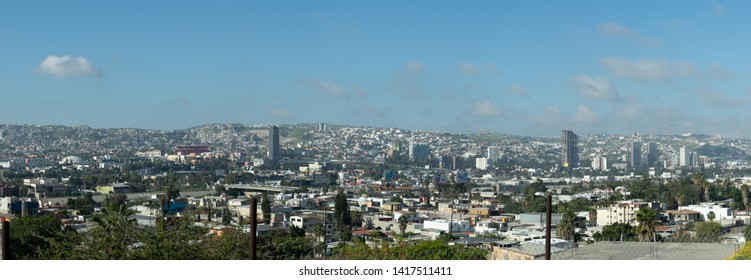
[2,1,751,137]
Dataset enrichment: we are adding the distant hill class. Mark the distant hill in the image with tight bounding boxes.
[695,144,750,161]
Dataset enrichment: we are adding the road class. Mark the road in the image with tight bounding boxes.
[45,190,215,206]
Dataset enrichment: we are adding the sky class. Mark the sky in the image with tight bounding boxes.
[2,1,751,137]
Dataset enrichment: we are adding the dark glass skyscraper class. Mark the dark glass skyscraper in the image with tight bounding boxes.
[646,142,658,168]
[269,125,280,163]
[561,130,578,168]
[630,141,642,170]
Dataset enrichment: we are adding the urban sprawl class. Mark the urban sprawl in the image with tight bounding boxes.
[1,123,750,260]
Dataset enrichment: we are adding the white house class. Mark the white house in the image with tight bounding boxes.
[423,219,471,233]
[679,203,733,222]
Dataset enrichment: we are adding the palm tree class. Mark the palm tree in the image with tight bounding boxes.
[398,215,408,236]
[693,173,710,202]
[556,210,577,241]
[588,209,598,226]
[312,222,326,256]
[635,207,657,242]
[351,210,363,229]
[707,211,716,222]
[89,202,138,259]
[741,185,749,210]
[703,182,711,202]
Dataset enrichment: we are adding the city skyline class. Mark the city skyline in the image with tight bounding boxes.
[3,1,751,137]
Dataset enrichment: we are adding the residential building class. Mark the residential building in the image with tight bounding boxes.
[423,219,471,233]
[476,157,488,170]
[24,178,67,198]
[595,200,661,226]
[592,155,608,171]
[678,203,733,222]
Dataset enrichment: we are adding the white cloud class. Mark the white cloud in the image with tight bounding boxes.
[503,85,528,96]
[572,75,621,100]
[406,61,424,73]
[469,100,502,117]
[597,22,661,47]
[574,105,598,123]
[708,64,734,79]
[295,79,348,98]
[389,61,426,96]
[36,55,101,78]
[458,63,479,75]
[267,109,295,119]
[352,86,368,98]
[457,63,499,76]
[695,87,751,107]
[714,4,726,15]
[600,57,696,82]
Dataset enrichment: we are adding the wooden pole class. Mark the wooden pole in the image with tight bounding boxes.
[1,219,9,260]
[545,194,552,260]
[250,197,257,260]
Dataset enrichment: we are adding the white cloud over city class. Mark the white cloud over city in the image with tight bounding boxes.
[597,22,662,47]
[36,55,102,78]
[572,75,621,100]
[600,57,696,82]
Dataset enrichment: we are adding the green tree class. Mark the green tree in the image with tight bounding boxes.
[588,209,598,226]
[135,216,210,260]
[727,242,751,260]
[221,205,231,225]
[341,240,488,260]
[262,193,271,224]
[66,192,97,215]
[79,202,139,259]
[334,189,352,241]
[743,224,751,243]
[398,215,408,236]
[256,228,315,260]
[289,225,306,237]
[8,215,76,259]
[707,211,716,222]
[694,221,722,242]
[351,210,363,229]
[312,222,326,255]
[595,223,637,241]
[635,207,658,242]
[556,210,577,241]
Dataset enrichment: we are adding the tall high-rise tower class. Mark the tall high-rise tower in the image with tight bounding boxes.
[630,141,642,170]
[645,142,658,168]
[561,130,579,168]
[269,125,280,163]
[679,146,689,167]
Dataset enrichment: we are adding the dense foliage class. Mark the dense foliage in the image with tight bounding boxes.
[337,240,488,260]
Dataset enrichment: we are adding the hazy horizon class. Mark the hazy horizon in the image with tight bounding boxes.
[2,1,750,137]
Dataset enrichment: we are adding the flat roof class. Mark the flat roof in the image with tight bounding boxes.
[560,242,737,260]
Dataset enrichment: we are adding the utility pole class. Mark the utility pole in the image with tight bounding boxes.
[545,194,552,260]
[250,197,257,260]
[1,218,9,260]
